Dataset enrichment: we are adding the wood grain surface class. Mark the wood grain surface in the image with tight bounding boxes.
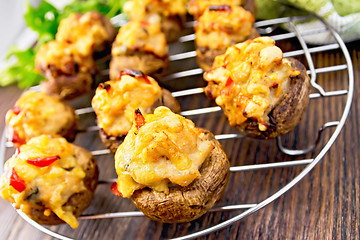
[0,33,359,240]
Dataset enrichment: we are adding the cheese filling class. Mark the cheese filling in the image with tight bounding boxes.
[114,107,214,198]
[91,73,162,136]
[35,41,96,77]
[56,11,115,56]
[195,5,254,50]
[0,135,87,229]
[204,37,297,131]
[112,16,168,58]
[5,91,76,143]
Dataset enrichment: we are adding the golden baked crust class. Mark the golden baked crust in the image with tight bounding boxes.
[26,144,98,226]
[124,0,187,42]
[92,71,162,137]
[196,28,259,71]
[204,37,311,138]
[234,58,311,138]
[195,5,258,70]
[5,91,78,146]
[110,18,169,79]
[56,11,116,56]
[114,107,214,197]
[112,18,168,58]
[36,12,115,99]
[99,88,180,153]
[92,71,180,153]
[0,135,98,228]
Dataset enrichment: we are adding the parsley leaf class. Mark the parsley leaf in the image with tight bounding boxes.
[24,0,60,42]
[0,0,125,89]
[0,47,44,88]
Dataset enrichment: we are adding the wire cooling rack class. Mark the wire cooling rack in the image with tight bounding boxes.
[0,13,354,240]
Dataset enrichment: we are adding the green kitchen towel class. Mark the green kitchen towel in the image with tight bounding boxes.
[255,0,360,44]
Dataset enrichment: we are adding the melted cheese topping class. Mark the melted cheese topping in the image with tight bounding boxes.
[114,107,214,198]
[112,16,168,58]
[0,135,87,229]
[204,37,295,131]
[187,0,242,18]
[195,5,254,50]
[5,91,76,143]
[56,11,115,56]
[35,41,96,77]
[91,74,162,136]
[124,0,187,18]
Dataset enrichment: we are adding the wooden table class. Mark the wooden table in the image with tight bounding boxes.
[0,36,358,239]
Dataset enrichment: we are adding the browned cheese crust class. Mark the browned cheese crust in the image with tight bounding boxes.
[25,145,99,225]
[196,27,260,71]
[56,11,116,58]
[235,58,311,139]
[100,88,181,153]
[109,53,169,80]
[123,0,186,43]
[131,130,230,223]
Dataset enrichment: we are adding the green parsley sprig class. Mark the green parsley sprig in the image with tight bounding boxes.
[0,0,126,88]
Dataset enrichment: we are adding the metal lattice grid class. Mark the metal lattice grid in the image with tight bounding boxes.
[0,13,354,240]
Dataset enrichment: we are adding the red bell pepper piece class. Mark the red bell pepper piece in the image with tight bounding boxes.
[110,182,122,197]
[142,75,152,84]
[221,77,234,96]
[134,109,146,130]
[10,168,26,192]
[26,155,60,167]
[11,130,25,147]
[140,20,149,26]
[12,106,21,115]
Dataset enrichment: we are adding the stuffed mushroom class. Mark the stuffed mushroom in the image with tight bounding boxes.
[92,69,180,153]
[35,41,97,99]
[110,16,169,80]
[124,0,187,42]
[36,11,116,99]
[5,90,78,147]
[0,135,98,229]
[195,4,259,71]
[204,37,311,139]
[112,107,230,223]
